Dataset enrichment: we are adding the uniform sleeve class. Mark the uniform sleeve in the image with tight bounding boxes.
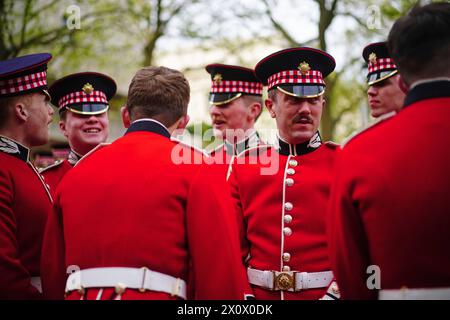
[0,169,42,299]
[327,150,376,300]
[227,160,251,264]
[41,192,67,299]
[186,163,251,299]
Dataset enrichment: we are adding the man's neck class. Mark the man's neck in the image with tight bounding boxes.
[0,128,29,148]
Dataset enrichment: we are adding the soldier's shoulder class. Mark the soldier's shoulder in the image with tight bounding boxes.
[39,159,64,173]
[323,141,340,150]
[170,137,210,157]
[75,143,111,166]
[204,143,223,156]
[342,111,397,148]
[236,144,274,159]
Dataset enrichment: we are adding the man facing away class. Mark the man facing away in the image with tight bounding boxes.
[41,66,250,300]
[0,53,54,299]
[328,2,450,300]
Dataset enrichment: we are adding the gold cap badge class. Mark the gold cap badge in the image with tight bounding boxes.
[82,83,94,94]
[213,73,223,84]
[369,52,377,64]
[298,61,311,75]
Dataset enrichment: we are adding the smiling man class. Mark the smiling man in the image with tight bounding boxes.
[41,72,116,196]
[228,47,341,300]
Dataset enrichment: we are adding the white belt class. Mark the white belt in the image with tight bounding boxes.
[247,268,334,292]
[379,287,450,300]
[66,267,187,299]
[31,276,42,293]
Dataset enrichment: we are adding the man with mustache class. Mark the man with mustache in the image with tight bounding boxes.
[205,64,264,169]
[228,47,340,300]
[363,42,405,119]
[40,72,116,197]
[0,53,54,299]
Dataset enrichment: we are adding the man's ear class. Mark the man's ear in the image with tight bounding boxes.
[249,102,262,121]
[397,75,409,94]
[176,114,190,130]
[121,106,131,128]
[13,102,28,122]
[59,120,69,138]
[265,99,276,118]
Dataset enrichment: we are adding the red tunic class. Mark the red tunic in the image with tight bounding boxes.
[41,120,249,300]
[328,80,450,299]
[41,159,73,198]
[0,136,52,299]
[228,133,339,300]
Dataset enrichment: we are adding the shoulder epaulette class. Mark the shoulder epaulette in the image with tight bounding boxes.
[39,159,63,173]
[75,143,110,166]
[170,137,210,157]
[342,111,397,148]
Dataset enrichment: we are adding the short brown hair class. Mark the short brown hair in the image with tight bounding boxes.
[126,66,190,127]
[388,2,450,84]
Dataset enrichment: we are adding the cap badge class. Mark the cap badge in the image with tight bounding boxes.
[213,73,223,84]
[82,83,94,95]
[298,61,310,75]
[369,52,377,64]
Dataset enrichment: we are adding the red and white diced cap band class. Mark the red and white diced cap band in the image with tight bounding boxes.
[267,69,325,90]
[0,71,47,96]
[210,80,263,95]
[58,90,108,109]
[368,57,397,74]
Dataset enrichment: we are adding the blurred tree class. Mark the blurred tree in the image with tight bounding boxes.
[245,0,423,140]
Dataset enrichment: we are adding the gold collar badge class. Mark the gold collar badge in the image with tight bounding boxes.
[213,73,223,84]
[298,61,311,75]
[82,83,94,94]
[369,52,377,64]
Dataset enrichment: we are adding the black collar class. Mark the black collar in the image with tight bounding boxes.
[125,119,171,139]
[277,132,322,156]
[0,135,30,162]
[404,80,450,108]
[67,149,82,165]
[223,131,260,156]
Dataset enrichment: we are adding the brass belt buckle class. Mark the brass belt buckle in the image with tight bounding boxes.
[273,271,295,291]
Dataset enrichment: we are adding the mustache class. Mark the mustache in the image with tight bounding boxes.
[292,114,313,124]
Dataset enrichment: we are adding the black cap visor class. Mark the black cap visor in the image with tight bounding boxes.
[368,70,398,86]
[64,103,109,115]
[209,93,242,106]
[276,84,325,98]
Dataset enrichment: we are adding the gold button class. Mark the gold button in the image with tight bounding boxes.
[284,202,293,211]
[286,168,295,175]
[282,253,291,262]
[289,159,298,167]
[285,178,294,187]
[283,227,292,236]
[284,214,292,224]
[282,265,291,271]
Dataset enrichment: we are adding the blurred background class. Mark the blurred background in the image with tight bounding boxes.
[0,0,427,166]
